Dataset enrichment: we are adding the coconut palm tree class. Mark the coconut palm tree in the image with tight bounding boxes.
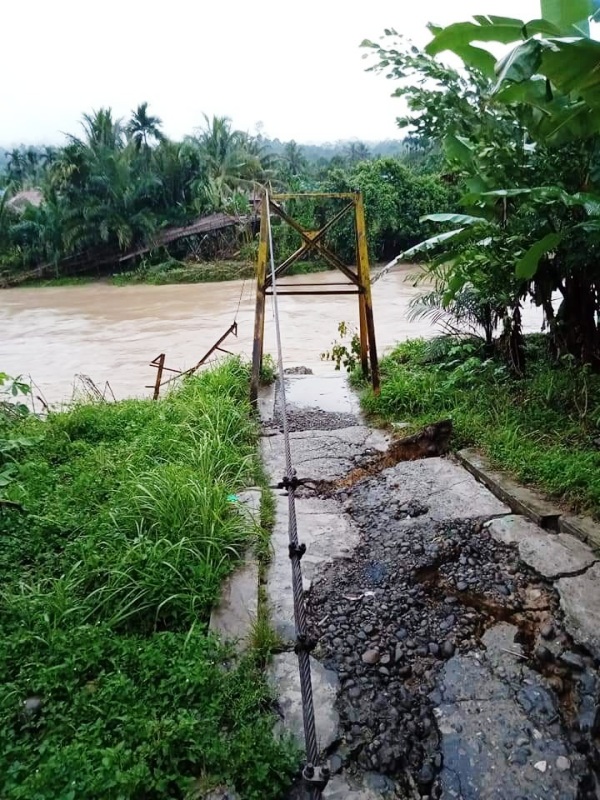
[126,102,165,152]
[79,108,124,151]
[344,141,370,164]
[282,140,308,176]
[191,114,270,207]
[7,150,25,184]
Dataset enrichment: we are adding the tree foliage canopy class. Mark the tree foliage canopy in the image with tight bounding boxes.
[365,2,600,370]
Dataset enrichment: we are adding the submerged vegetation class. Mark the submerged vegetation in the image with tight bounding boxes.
[0,360,297,798]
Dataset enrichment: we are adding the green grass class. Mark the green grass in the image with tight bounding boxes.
[112,258,331,286]
[13,276,97,288]
[111,260,256,286]
[0,359,297,798]
[359,335,600,518]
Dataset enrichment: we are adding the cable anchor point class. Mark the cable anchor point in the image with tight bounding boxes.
[289,542,306,559]
[302,763,330,791]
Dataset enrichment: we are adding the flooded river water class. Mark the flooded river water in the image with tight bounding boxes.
[1,267,545,404]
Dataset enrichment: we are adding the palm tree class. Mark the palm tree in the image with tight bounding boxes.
[151,139,200,211]
[126,102,165,152]
[79,108,124,150]
[283,140,307,176]
[7,149,25,184]
[40,146,58,169]
[191,114,268,207]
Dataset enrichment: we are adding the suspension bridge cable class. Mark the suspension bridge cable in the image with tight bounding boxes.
[264,191,329,798]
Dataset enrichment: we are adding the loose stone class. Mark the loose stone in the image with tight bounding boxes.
[441,640,455,659]
[541,622,555,640]
[560,651,586,671]
[362,649,380,665]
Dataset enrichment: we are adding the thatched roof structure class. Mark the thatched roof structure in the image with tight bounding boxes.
[6,189,44,212]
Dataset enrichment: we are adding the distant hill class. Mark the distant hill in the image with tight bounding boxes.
[261,138,407,162]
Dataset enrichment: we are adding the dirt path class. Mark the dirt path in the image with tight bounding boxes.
[259,375,600,799]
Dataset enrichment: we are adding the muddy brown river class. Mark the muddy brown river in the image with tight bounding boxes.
[1,267,545,404]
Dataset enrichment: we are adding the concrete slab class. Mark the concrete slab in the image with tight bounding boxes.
[209,551,258,652]
[258,382,276,422]
[375,458,509,523]
[282,374,361,416]
[234,488,261,526]
[559,514,600,551]
[435,647,579,800]
[290,773,401,800]
[456,449,561,529]
[487,515,597,579]
[267,652,340,754]
[261,426,389,483]
[323,774,399,799]
[435,698,576,800]
[557,563,600,659]
[267,495,360,640]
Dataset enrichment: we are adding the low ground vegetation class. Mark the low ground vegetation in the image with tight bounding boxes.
[0,359,297,799]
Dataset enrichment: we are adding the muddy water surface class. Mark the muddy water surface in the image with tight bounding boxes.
[1,267,544,403]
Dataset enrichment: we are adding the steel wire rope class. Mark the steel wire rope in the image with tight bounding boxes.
[234,274,247,322]
[264,191,327,799]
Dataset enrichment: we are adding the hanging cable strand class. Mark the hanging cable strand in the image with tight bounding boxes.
[264,191,330,798]
[234,274,247,322]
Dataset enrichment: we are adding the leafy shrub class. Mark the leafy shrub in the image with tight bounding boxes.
[0,627,296,799]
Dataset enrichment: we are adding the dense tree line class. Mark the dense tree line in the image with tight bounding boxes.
[0,108,448,277]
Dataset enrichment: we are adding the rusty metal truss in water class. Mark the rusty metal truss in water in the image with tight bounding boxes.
[148,321,238,400]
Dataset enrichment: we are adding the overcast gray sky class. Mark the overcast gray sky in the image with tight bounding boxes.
[2,0,541,146]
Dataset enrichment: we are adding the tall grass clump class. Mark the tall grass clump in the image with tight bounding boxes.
[361,336,600,518]
[0,358,297,798]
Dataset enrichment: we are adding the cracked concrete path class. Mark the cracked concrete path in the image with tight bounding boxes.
[262,426,389,482]
[267,495,361,640]
[487,515,600,658]
[261,375,403,798]
[433,623,583,799]
[487,516,597,579]
[259,374,600,799]
[340,457,510,523]
[557,563,600,660]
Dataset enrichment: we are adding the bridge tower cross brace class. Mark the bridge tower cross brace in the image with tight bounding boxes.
[250,191,380,405]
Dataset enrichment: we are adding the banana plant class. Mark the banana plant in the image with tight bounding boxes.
[367,0,600,367]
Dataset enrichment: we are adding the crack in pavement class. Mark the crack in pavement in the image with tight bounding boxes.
[548,559,599,581]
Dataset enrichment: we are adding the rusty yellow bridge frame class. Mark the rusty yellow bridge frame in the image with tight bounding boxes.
[250,191,380,404]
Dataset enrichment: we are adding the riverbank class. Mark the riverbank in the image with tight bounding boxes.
[3,258,331,289]
[0,360,297,799]
[359,335,600,519]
